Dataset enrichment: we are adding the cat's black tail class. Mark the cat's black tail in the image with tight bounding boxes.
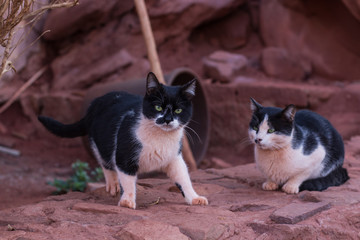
[299,166,349,192]
[38,116,87,138]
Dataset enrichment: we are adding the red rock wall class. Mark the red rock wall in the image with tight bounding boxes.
[260,0,360,80]
[1,0,360,166]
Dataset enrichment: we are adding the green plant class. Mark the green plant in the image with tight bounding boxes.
[91,167,104,182]
[48,160,104,195]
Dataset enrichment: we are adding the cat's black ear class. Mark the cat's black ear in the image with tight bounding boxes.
[250,98,262,112]
[282,104,296,122]
[146,72,161,95]
[182,79,196,100]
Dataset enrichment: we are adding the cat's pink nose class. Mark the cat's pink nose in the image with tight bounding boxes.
[255,138,262,144]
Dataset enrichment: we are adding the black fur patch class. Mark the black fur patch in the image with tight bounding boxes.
[292,110,345,171]
[143,84,193,125]
[249,106,293,136]
[175,183,185,197]
[38,116,87,138]
[88,92,142,175]
[120,184,124,196]
[178,140,183,155]
[303,134,318,155]
[299,166,349,191]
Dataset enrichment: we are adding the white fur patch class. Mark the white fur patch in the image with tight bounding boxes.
[255,134,326,192]
[136,115,184,173]
[257,115,269,143]
[155,116,180,131]
[136,114,207,205]
[115,169,137,209]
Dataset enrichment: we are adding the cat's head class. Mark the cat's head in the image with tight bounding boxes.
[248,98,296,150]
[142,72,196,132]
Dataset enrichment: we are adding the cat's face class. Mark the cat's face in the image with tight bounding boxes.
[248,98,295,150]
[142,72,195,132]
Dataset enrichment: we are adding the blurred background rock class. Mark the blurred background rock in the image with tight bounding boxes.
[1,0,360,167]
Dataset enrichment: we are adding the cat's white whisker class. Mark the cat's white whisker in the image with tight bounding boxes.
[184,125,202,143]
[189,118,200,125]
[239,137,253,147]
[184,129,195,145]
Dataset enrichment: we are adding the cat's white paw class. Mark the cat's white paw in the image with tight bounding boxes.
[118,199,136,209]
[191,196,208,206]
[262,181,279,191]
[282,183,299,194]
[118,191,136,209]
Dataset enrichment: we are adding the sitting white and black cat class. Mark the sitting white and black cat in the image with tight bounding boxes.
[38,72,208,209]
[248,98,349,194]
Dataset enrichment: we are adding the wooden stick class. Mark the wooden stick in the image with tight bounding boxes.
[134,0,197,171]
[134,0,165,84]
[0,66,46,114]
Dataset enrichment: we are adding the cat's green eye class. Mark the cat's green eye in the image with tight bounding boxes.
[155,105,162,111]
[175,109,182,114]
[268,128,275,133]
[252,126,258,131]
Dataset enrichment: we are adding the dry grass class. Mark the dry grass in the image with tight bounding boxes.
[0,0,33,47]
[0,0,78,79]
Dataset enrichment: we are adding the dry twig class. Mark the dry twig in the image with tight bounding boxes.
[0,65,47,114]
[0,0,78,79]
[0,0,33,76]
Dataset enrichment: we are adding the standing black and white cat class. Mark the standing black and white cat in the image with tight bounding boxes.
[248,98,349,194]
[38,72,208,209]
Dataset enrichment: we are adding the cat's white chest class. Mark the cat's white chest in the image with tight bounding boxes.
[135,118,183,173]
[255,144,325,185]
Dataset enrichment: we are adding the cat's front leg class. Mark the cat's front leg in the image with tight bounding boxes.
[282,173,310,194]
[116,170,137,209]
[282,181,300,194]
[262,180,279,191]
[164,157,208,206]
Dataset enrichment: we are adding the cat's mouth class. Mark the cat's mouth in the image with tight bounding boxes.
[155,118,181,132]
[256,143,264,148]
[255,142,271,150]
[157,123,179,132]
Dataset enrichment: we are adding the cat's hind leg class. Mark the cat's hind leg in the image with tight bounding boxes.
[102,168,120,196]
[89,139,120,196]
[165,156,208,206]
[115,169,137,209]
